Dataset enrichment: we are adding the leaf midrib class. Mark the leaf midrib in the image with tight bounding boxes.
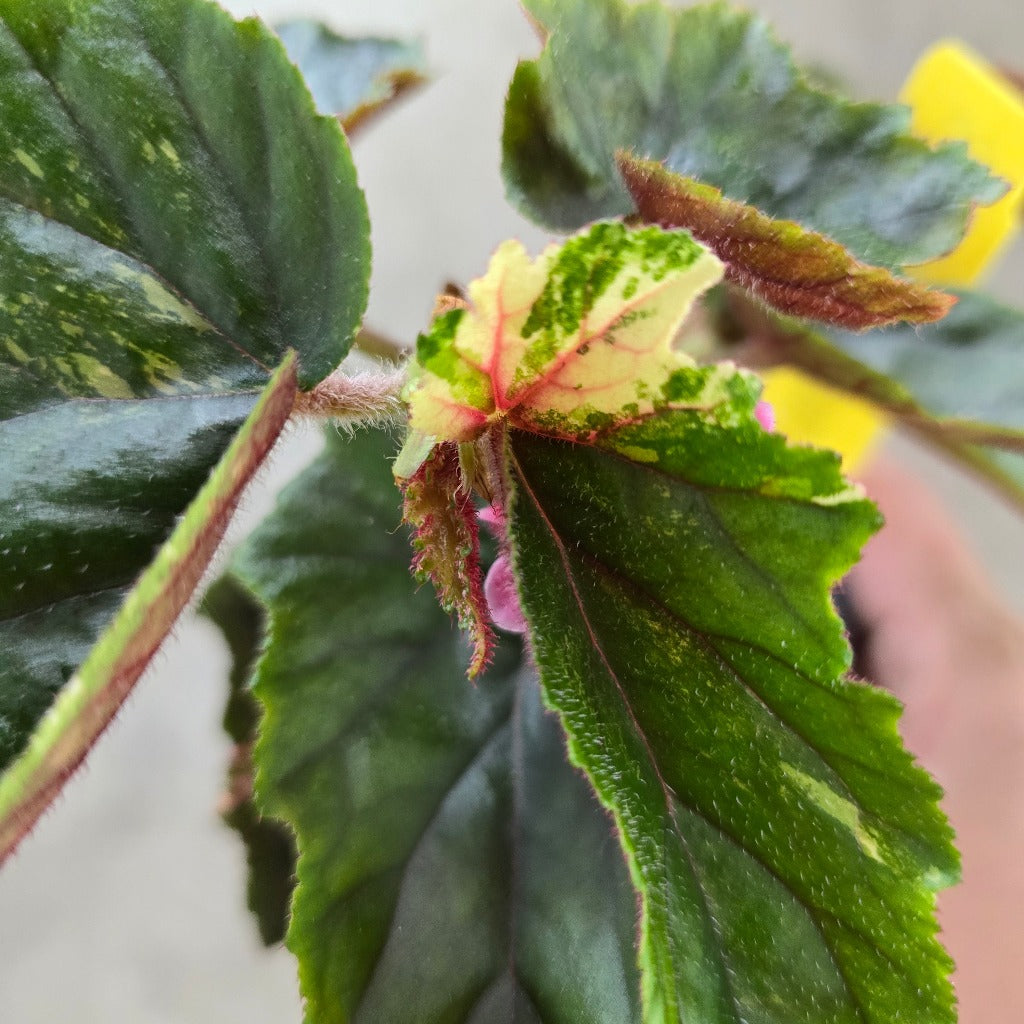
[511,450,740,1023]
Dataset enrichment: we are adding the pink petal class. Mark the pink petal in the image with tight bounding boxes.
[477,505,503,533]
[755,400,776,432]
[484,553,528,634]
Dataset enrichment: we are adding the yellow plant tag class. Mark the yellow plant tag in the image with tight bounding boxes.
[902,42,1024,285]
[762,366,885,473]
[763,42,1024,471]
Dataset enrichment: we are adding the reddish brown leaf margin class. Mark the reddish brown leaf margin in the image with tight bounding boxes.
[619,152,955,330]
[341,68,427,136]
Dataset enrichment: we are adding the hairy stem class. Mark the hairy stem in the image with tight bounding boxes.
[292,366,408,426]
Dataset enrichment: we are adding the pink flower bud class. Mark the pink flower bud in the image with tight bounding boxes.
[484,553,528,634]
[755,400,776,432]
[477,505,503,533]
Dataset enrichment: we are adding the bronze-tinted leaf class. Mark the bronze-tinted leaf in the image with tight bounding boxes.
[620,154,955,330]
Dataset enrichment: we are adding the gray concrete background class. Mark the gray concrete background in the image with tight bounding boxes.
[1,1,1022,1021]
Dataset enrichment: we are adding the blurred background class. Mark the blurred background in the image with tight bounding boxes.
[1,1,1021,1020]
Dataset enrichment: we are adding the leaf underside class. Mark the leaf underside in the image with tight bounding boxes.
[618,154,955,330]
[503,0,1002,267]
[275,20,426,133]
[0,0,369,782]
[221,428,642,1024]
[506,399,958,1024]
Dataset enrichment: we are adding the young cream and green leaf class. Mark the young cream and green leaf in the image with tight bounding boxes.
[399,222,959,1023]
[397,222,749,677]
[402,222,729,445]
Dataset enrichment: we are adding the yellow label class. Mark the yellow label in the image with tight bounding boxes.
[762,366,885,471]
[765,43,1024,472]
[901,42,1024,285]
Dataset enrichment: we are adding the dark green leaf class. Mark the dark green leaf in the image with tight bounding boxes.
[506,393,958,1023]
[0,356,298,861]
[227,427,642,1024]
[0,0,368,798]
[503,0,1002,267]
[202,576,267,747]
[828,290,1024,479]
[0,394,248,767]
[201,575,297,947]
[276,21,426,132]
[830,291,1024,434]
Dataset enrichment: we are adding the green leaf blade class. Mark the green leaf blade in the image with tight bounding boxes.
[507,407,958,1023]
[226,428,642,1024]
[504,0,1002,268]
[747,293,1024,508]
[829,290,1024,456]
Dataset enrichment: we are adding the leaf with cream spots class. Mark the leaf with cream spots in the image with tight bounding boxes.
[0,0,371,851]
